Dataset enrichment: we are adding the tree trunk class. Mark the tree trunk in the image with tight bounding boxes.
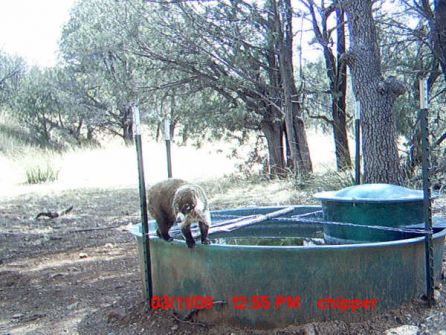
[87,125,94,141]
[122,104,134,145]
[264,11,288,178]
[261,121,287,178]
[434,0,446,83]
[332,7,352,171]
[342,0,405,184]
[292,98,313,174]
[275,0,312,176]
[306,1,351,171]
[283,121,293,170]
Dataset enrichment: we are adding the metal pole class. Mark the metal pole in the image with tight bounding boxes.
[133,105,153,306]
[164,118,172,178]
[419,78,434,307]
[354,100,361,185]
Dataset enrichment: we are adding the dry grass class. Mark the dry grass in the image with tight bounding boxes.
[0,129,341,200]
[0,139,244,197]
[23,150,61,184]
[201,176,314,209]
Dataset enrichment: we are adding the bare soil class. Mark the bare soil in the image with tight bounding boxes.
[1,186,446,335]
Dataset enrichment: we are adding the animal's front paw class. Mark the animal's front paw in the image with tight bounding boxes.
[157,230,173,242]
[186,238,196,248]
[201,238,211,245]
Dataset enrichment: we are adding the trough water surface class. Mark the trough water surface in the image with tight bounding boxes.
[210,234,326,246]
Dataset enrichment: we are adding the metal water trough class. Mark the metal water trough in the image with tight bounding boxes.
[129,205,446,328]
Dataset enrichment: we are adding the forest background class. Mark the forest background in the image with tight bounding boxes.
[1,0,446,190]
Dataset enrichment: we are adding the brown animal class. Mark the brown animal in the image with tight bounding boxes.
[147,178,211,248]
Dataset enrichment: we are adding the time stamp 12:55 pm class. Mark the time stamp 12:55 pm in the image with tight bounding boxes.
[149,295,378,312]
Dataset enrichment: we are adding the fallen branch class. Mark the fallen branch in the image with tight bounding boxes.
[35,206,73,220]
[209,206,295,234]
[161,207,295,239]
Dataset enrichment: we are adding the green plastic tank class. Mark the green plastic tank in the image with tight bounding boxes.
[314,184,438,243]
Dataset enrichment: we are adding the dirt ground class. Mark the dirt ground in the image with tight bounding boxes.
[1,186,446,335]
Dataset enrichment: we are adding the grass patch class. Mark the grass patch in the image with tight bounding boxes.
[201,169,356,209]
[306,169,355,193]
[22,150,61,184]
[25,162,60,184]
[201,174,310,209]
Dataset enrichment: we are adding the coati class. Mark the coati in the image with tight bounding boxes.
[147,178,211,248]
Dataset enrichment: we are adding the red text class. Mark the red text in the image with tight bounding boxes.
[317,296,378,312]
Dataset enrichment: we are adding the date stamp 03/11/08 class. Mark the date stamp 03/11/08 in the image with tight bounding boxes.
[149,295,378,312]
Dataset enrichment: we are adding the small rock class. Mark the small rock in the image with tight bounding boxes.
[434,289,441,301]
[435,282,442,290]
[385,325,419,335]
[51,273,64,279]
[12,313,23,319]
[302,324,316,335]
[67,302,79,310]
[171,324,178,331]
[79,252,88,259]
[104,243,114,249]
[49,236,63,241]
[107,308,126,323]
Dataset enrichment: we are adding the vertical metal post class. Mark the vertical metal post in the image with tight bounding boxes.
[133,105,153,306]
[164,118,172,178]
[419,78,434,307]
[354,100,361,185]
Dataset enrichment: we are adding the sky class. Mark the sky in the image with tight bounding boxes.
[0,0,76,67]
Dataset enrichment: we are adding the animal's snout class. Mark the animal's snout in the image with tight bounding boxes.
[181,208,208,223]
[189,208,202,220]
[193,209,211,225]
